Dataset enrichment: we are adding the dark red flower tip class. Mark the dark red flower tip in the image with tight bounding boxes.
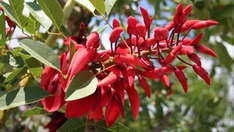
[174,68,188,93]
[112,18,120,28]
[138,75,151,97]
[195,45,217,57]
[192,65,211,85]
[191,20,219,29]
[191,33,204,45]
[154,28,169,41]
[136,23,147,37]
[140,7,152,30]
[188,54,201,66]
[127,16,138,35]
[86,32,100,48]
[109,27,124,43]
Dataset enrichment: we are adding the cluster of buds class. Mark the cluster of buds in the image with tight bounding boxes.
[40,3,218,127]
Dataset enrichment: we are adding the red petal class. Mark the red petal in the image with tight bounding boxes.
[188,54,201,66]
[136,23,146,37]
[97,72,118,87]
[114,54,148,68]
[183,4,192,15]
[140,7,152,30]
[41,85,65,112]
[127,16,138,35]
[195,45,217,57]
[68,47,92,77]
[112,19,120,28]
[109,27,124,43]
[191,33,204,45]
[174,68,188,93]
[65,93,98,118]
[192,20,219,29]
[138,75,151,97]
[86,32,100,48]
[126,86,140,119]
[160,75,170,88]
[105,98,121,126]
[192,65,211,85]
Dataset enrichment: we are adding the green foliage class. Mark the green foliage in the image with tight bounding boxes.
[37,0,64,31]
[0,82,50,110]
[26,1,52,31]
[19,39,60,71]
[65,70,98,101]
[0,11,5,45]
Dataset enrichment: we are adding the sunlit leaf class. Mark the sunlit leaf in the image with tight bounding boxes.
[37,0,64,30]
[26,2,52,31]
[19,39,60,71]
[0,82,50,110]
[65,70,98,101]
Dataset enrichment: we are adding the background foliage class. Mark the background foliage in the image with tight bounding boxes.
[0,0,233,131]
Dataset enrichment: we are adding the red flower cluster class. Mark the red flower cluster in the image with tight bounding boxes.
[40,3,218,127]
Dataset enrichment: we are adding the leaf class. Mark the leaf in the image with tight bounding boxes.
[8,0,28,27]
[213,42,234,71]
[0,1,39,33]
[0,82,50,110]
[4,67,27,83]
[19,39,60,71]
[94,24,108,33]
[74,0,96,16]
[65,70,98,101]
[23,55,43,78]
[37,0,64,30]
[26,2,52,31]
[104,0,117,16]
[58,118,85,132]
[23,107,48,117]
[89,0,106,16]
[0,11,5,45]
[0,1,18,25]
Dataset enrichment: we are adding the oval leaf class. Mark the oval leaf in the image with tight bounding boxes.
[66,71,98,101]
[0,11,5,45]
[0,82,50,110]
[26,2,52,31]
[74,0,96,16]
[37,0,64,30]
[19,39,60,71]
[89,0,106,16]
[104,0,117,16]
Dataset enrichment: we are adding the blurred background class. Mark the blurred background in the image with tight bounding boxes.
[0,0,234,131]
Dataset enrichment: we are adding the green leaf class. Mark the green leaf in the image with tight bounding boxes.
[58,118,85,132]
[94,24,108,33]
[65,70,98,101]
[0,1,39,33]
[0,11,5,45]
[74,0,96,15]
[214,42,234,71]
[4,67,27,83]
[37,0,64,30]
[19,39,60,71]
[104,0,117,16]
[26,2,52,31]
[8,0,28,26]
[23,107,48,117]
[0,2,18,24]
[89,0,106,16]
[23,55,43,78]
[0,82,50,110]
